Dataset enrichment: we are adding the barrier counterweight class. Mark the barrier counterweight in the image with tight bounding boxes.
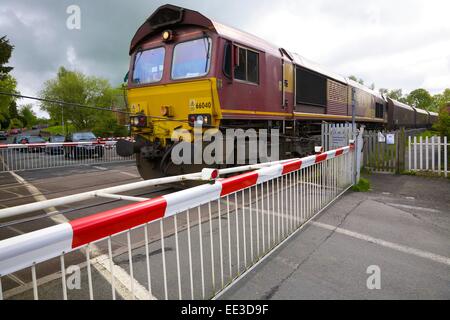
[0,145,354,300]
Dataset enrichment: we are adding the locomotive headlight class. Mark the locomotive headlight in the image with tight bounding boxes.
[130,116,147,127]
[188,114,211,127]
[196,115,204,125]
[162,30,173,42]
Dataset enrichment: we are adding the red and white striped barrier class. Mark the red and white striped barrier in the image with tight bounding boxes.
[0,146,351,276]
[0,141,117,149]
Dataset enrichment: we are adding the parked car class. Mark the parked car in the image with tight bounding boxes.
[13,135,31,144]
[0,131,7,140]
[9,128,21,135]
[45,135,65,155]
[64,131,104,159]
[19,135,47,152]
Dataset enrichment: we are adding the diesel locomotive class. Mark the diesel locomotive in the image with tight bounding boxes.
[117,4,438,179]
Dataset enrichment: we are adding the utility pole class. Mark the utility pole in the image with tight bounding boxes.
[351,87,357,184]
[61,105,65,136]
[351,87,355,133]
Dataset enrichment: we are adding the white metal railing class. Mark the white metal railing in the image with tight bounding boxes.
[408,136,448,177]
[0,145,354,300]
[0,140,134,172]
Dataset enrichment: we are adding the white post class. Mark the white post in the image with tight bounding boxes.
[408,136,411,171]
[357,125,364,182]
[413,136,417,171]
[419,136,423,170]
[437,136,441,175]
[444,136,447,178]
[432,136,435,172]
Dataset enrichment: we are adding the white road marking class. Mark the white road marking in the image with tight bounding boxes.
[119,171,140,178]
[93,166,108,171]
[385,203,441,213]
[2,189,24,197]
[6,225,25,235]
[6,171,156,300]
[311,221,450,266]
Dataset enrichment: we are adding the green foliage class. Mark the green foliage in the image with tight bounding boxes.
[40,67,116,130]
[351,177,371,192]
[92,114,128,137]
[417,130,440,139]
[41,124,76,136]
[19,104,37,128]
[432,105,450,139]
[0,36,14,79]
[348,75,364,85]
[9,117,23,129]
[405,88,433,110]
[0,74,17,115]
[379,88,407,102]
[0,36,18,127]
[430,89,450,112]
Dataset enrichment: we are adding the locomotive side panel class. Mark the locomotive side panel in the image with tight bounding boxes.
[217,40,288,119]
[327,79,348,116]
[414,107,429,128]
[388,98,415,128]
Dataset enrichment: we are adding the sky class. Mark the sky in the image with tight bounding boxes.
[1,0,449,117]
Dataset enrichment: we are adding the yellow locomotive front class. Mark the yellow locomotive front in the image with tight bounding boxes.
[118,5,222,179]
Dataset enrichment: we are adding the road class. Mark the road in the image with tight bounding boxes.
[219,173,450,300]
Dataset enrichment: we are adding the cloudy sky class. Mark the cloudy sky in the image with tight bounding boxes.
[1,0,449,117]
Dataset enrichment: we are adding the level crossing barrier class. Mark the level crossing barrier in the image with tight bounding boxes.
[0,144,355,300]
[0,140,134,172]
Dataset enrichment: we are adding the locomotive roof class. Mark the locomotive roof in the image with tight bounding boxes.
[414,107,429,115]
[387,98,415,111]
[346,78,384,100]
[131,4,388,102]
[130,4,281,55]
[292,53,348,84]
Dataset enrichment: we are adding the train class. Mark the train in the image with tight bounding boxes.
[117,4,439,179]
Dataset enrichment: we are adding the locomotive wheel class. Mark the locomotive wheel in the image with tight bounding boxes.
[136,154,165,180]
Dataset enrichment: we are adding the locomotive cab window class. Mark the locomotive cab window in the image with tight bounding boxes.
[234,46,259,84]
[132,47,165,84]
[171,37,212,80]
[223,42,232,79]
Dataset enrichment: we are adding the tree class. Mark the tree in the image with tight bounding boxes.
[9,118,23,129]
[0,36,14,80]
[379,88,406,102]
[405,88,433,110]
[348,75,364,85]
[430,88,450,112]
[40,67,116,130]
[432,104,450,139]
[19,104,37,128]
[0,36,18,125]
